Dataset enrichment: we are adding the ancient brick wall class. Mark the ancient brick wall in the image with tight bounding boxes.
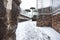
[52,14,60,33]
[37,15,52,27]
[37,13,60,33]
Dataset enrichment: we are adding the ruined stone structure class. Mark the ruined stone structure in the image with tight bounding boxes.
[37,7,60,33]
[37,15,52,27]
[0,0,21,40]
[37,7,52,27]
[52,13,60,33]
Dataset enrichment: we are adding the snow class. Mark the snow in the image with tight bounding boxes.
[16,20,60,40]
[6,0,12,10]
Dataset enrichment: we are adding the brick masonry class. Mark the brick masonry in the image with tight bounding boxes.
[37,15,52,27]
[52,14,60,33]
[37,14,60,33]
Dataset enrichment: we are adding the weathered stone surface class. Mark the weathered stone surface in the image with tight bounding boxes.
[37,7,52,27]
[37,13,60,33]
[0,0,21,40]
[37,15,52,27]
[0,19,7,40]
[52,14,60,33]
[0,0,6,40]
[0,0,6,17]
[37,6,60,33]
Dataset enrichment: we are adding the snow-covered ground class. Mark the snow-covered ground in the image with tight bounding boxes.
[16,20,60,40]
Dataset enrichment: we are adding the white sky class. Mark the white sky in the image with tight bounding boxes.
[20,0,51,9]
[20,0,36,9]
[52,0,60,7]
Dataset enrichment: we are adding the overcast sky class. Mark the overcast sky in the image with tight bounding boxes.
[52,0,60,7]
[20,0,51,9]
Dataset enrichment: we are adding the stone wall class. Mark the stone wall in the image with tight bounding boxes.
[37,7,52,27]
[37,13,60,33]
[0,0,6,40]
[37,14,52,27]
[52,14,60,33]
[0,0,21,40]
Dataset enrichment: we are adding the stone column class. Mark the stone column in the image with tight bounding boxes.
[0,0,6,40]
[0,0,21,40]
